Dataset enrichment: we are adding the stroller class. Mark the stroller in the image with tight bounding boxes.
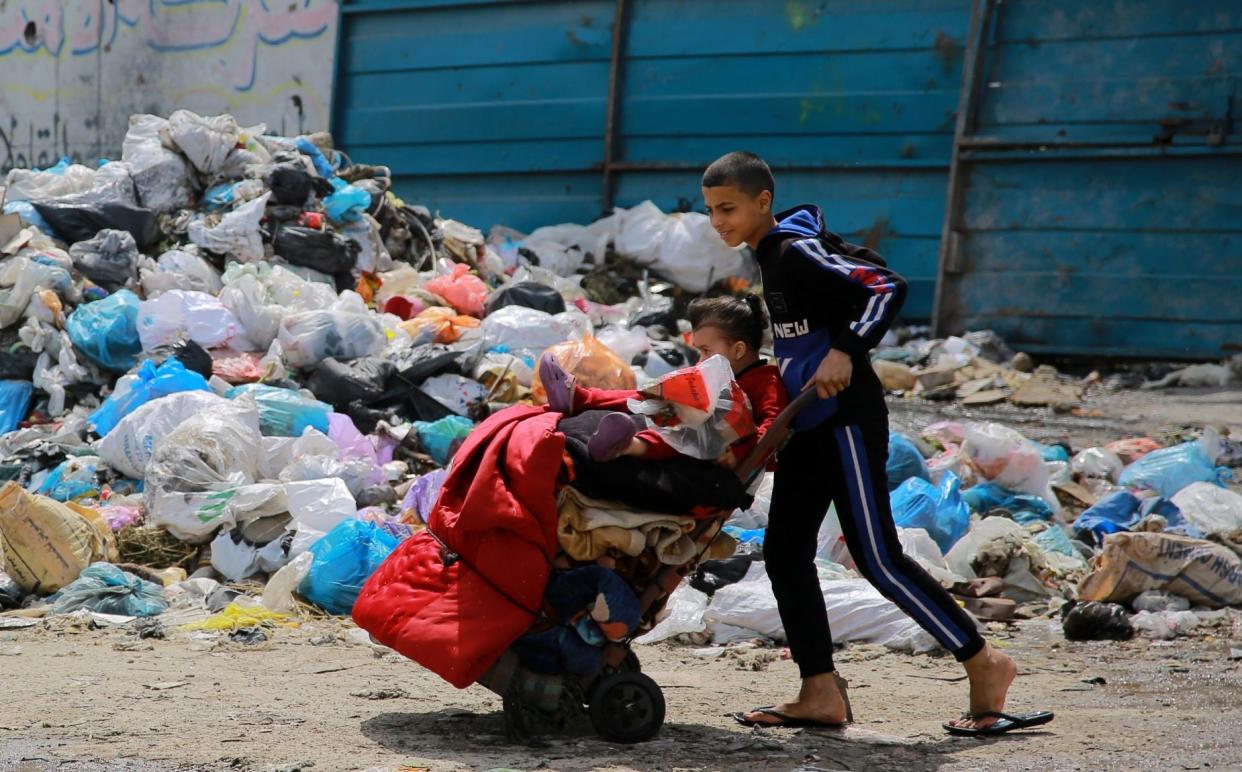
[475,389,816,744]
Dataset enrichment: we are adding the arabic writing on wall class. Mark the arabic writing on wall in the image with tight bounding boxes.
[0,0,338,173]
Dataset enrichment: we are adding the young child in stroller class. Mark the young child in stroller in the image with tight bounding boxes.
[539,294,789,471]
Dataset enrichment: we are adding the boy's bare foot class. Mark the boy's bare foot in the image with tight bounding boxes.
[948,644,1018,730]
[739,672,848,727]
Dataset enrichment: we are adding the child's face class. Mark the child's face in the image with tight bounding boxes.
[691,325,750,373]
[703,184,772,248]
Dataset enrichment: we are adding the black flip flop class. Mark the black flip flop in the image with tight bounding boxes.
[944,710,1054,736]
[733,707,846,730]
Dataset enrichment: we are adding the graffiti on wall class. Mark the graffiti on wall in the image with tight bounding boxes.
[0,0,338,173]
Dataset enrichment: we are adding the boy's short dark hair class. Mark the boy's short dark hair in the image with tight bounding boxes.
[701,151,775,198]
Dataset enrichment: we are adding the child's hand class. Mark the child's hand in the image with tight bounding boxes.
[715,449,738,469]
[812,349,853,398]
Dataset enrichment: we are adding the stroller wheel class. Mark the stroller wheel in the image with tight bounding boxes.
[588,671,666,743]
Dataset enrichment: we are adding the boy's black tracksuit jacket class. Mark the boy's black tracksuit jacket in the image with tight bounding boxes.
[755,204,908,431]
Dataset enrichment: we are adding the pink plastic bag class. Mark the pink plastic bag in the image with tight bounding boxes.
[425,264,487,317]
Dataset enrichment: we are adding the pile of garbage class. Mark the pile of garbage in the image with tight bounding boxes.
[0,109,755,636]
[0,109,1238,658]
[640,420,1242,651]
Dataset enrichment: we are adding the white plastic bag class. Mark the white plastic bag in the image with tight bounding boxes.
[962,423,1057,510]
[139,249,223,298]
[421,373,489,416]
[635,583,709,644]
[285,479,357,557]
[137,290,243,352]
[615,200,666,266]
[219,272,282,351]
[211,529,272,582]
[480,305,580,362]
[613,201,748,292]
[706,563,926,648]
[97,391,236,479]
[898,527,963,585]
[262,551,314,613]
[596,325,650,365]
[277,428,378,497]
[144,402,270,542]
[167,110,241,175]
[121,114,196,212]
[1130,609,1201,639]
[188,192,271,263]
[1071,447,1124,482]
[2,162,98,202]
[1171,482,1242,537]
[277,293,387,369]
[522,220,614,273]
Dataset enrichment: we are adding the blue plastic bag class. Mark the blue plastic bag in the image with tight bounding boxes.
[3,200,58,238]
[961,481,1055,524]
[1071,491,1193,544]
[48,562,167,617]
[296,137,338,178]
[203,182,238,210]
[1034,524,1078,557]
[1030,440,1070,463]
[299,519,399,615]
[723,525,765,545]
[66,289,143,373]
[413,415,474,466]
[89,358,211,437]
[226,383,331,437]
[34,457,99,501]
[887,432,930,491]
[0,380,33,434]
[1118,441,1226,498]
[324,179,371,223]
[891,471,970,553]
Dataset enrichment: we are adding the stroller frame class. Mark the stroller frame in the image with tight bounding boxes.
[477,389,817,744]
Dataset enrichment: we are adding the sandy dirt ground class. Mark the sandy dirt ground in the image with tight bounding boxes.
[2,384,1240,772]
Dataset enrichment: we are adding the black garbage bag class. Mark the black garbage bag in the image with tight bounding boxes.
[307,356,396,410]
[148,339,213,379]
[0,330,39,380]
[690,553,759,597]
[68,229,140,287]
[32,201,160,251]
[0,567,22,609]
[485,281,566,316]
[272,225,360,275]
[635,340,699,369]
[627,294,678,330]
[266,164,314,206]
[390,344,462,385]
[1061,601,1135,641]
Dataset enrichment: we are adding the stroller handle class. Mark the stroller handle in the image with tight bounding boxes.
[734,387,819,486]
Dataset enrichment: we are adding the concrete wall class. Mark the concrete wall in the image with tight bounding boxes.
[0,0,339,173]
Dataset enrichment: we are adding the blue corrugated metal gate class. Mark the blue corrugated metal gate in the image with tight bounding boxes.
[933,0,1242,359]
[333,0,1240,358]
[333,0,970,321]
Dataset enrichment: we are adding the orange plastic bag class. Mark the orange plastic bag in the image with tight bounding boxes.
[531,336,636,404]
[627,355,756,459]
[424,264,487,317]
[400,307,481,344]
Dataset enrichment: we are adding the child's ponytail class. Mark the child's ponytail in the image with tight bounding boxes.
[687,293,770,352]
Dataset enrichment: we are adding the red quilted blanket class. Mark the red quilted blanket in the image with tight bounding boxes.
[352,405,565,688]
